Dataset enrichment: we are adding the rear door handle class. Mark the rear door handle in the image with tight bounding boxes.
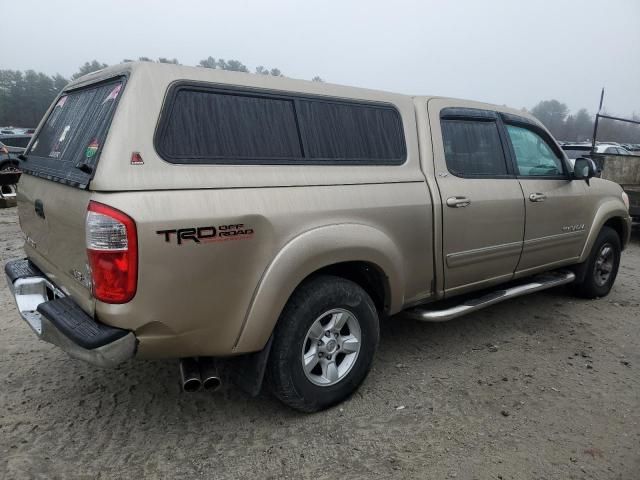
[529,193,547,202]
[446,196,471,208]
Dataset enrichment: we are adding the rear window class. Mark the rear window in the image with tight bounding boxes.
[156,85,406,165]
[24,78,124,188]
[441,119,509,177]
[2,136,30,148]
[562,148,591,159]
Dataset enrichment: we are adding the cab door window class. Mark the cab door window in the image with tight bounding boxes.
[440,119,509,177]
[505,125,564,177]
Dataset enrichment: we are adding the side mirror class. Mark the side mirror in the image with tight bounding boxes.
[573,157,596,185]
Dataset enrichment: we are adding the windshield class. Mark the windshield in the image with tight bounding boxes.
[24,78,124,188]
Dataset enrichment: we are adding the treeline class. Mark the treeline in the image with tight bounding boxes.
[1,60,638,145]
[529,99,640,143]
[0,57,324,127]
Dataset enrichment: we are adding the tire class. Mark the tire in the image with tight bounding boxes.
[266,274,379,412]
[572,226,621,299]
[0,161,18,196]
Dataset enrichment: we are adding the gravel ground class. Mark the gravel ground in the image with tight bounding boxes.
[1,205,639,480]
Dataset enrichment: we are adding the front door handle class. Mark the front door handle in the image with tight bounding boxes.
[529,193,547,202]
[446,196,471,208]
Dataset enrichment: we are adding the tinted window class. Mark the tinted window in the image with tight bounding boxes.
[26,79,124,188]
[157,86,406,165]
[506,125,564,177]
[2,136,30,148]
[158,89,302,161]
[562,148,591,159]
[440,120,508,176]
[297,100,405,161]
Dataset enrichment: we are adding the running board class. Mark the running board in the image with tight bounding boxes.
[405,270,576,323]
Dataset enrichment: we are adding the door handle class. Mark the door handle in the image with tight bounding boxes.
[446,196,471,208]
[529,193,547,202]
[34,199,45,219]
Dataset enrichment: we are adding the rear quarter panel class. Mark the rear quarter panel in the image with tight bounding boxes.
[94,182,433,357]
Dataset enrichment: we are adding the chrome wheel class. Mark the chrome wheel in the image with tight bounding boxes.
[594,243,615,287]
[301,308,362,387]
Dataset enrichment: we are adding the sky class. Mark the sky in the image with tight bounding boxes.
[2,0,639,116]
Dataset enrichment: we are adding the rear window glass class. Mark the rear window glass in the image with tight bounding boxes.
[24,79,124,188]
[2,136,30,148]
[562,148,591,159]
[156,86,406,165]
[441,119,508,176]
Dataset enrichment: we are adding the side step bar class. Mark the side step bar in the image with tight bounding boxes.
[405,270,576,322]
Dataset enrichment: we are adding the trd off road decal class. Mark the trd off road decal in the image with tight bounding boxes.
[157,224,254,245]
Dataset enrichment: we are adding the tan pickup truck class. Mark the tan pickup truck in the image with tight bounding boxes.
[5,62,632,412]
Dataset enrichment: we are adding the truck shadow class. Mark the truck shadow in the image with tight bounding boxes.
[22,285,584,421]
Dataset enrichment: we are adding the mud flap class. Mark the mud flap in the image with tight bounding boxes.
[228,335,274,397]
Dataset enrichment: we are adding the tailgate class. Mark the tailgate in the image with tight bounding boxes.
[18,175,95,315]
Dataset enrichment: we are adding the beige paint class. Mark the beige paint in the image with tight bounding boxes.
[15,62,632,360]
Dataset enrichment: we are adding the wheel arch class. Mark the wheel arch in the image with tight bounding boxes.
[579,201,631,263]
[233,223,405,353]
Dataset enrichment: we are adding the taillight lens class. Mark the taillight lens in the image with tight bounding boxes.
[86,201,138,303]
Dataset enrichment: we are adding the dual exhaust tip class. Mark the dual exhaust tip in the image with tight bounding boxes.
[179,357,221,393]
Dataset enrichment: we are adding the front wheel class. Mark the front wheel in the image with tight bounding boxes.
[572,226,621,298]
[266,275,379,412]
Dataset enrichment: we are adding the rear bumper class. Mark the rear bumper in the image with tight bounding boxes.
[4,259,137,368]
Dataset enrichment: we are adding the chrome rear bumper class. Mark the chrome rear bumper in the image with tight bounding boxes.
[5,259,136,368]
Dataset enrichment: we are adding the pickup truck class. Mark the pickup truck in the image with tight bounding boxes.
[4,62,632,412]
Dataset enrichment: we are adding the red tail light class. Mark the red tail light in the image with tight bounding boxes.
[86,201,138,303]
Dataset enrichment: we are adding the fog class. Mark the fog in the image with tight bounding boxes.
[2,0,639,115]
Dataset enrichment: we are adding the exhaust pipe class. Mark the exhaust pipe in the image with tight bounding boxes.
[179,357,202,392]
[199,357,222,391]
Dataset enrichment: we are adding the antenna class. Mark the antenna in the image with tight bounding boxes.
[591,87,605,152]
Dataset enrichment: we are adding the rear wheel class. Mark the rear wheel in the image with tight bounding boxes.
[266,275,379,412]
[572,226,621,298]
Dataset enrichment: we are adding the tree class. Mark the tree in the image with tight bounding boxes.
[157,57,179,64]
[531,100,569,138]
[199,56,218,69]
[217,59,249,72]
[71,60,108,80]
[573,109,593,141]
[312,76,324,82]
[0,69,69,126]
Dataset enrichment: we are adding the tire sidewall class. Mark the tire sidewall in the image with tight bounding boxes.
[585,227,621,297]
[269,275,379,411]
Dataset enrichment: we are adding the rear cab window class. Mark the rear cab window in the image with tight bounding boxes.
[23,78,125,188]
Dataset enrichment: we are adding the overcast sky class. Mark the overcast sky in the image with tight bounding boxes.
[3,0,639,116]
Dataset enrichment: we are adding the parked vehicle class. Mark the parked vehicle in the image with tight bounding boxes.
[4,63,632,412]
[0,127,35,135]
[0,133,32,150]
[0,141,23,171]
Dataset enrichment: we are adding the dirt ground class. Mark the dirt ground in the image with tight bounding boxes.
[0,205,638,480]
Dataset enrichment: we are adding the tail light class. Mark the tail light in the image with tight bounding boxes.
[86,201,138,303]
